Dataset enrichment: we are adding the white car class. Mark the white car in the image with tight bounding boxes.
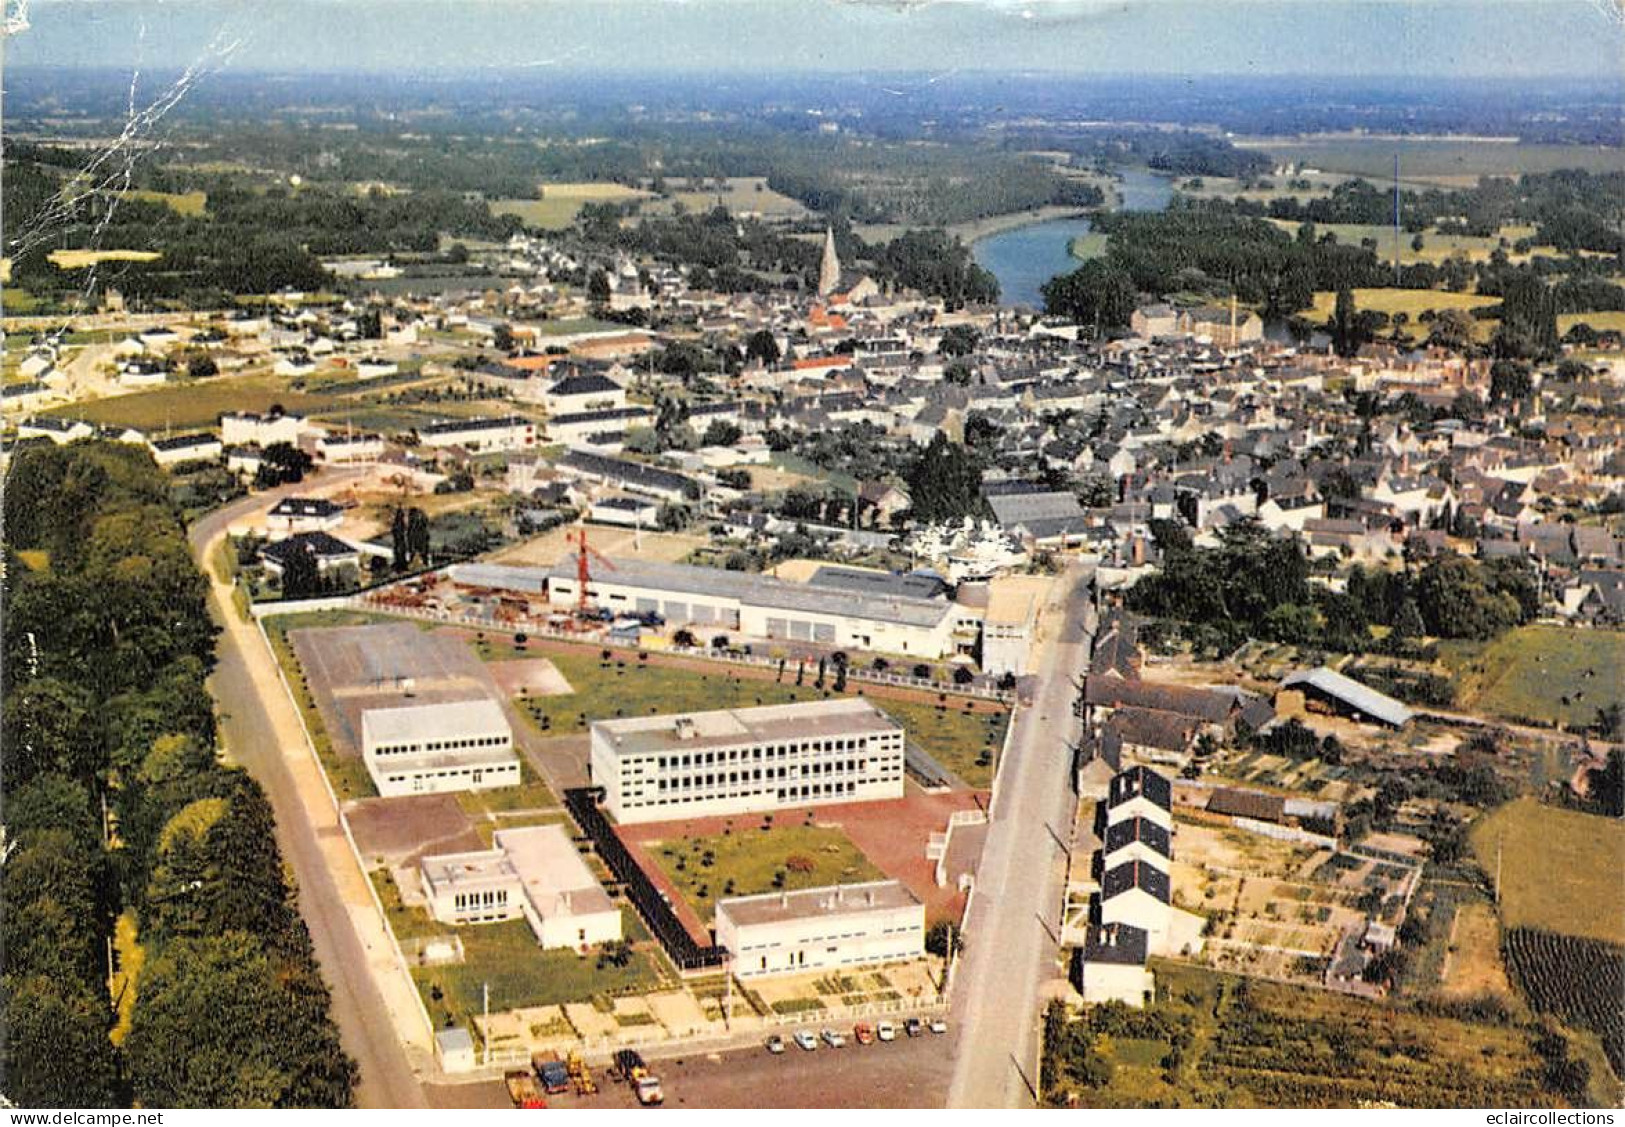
[820,1028,847,1048]
[928,1017,948,1034]
[793,1030,818,1052]
[766,1034,786,1055]
[876,1021,897,1042]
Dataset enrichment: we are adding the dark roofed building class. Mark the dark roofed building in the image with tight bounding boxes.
[1101,859,1170,904]
[1104,816,1172,861]
[1107,765,1172,815]
[1206,787,1287,824]
[1086,677,1240,726]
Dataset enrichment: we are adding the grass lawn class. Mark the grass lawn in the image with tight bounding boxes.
[1470,797,1625,947]
[1067,231,1109,261]
[1438,624,1624,730]
[414,919,661,1032]
[873,694,1008,789]
[1561,311,1625,335]
[46,374,345,432]
[532,316,627,337]
[647,823,883,925]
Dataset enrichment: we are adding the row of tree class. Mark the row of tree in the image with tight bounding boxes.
[2,442,355,1107]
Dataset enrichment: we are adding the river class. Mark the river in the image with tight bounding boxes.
[972,168,1175,309]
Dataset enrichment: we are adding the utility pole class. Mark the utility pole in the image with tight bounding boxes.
[482,981,490,1066]
[1393,153,1402,286]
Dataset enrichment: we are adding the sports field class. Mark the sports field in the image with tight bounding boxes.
[1469,797,1625,946]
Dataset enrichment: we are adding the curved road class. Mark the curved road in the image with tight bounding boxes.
[189,476,427,1109]
[946,562,1094,1108]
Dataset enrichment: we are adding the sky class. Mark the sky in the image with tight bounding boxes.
[4,0,1622,79]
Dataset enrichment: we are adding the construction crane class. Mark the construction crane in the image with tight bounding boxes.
[563,524,615,617]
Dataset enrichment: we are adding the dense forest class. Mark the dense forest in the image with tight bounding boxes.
[1,442,355,1108]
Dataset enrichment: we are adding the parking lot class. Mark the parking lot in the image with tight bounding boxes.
[424,1022,955,1109]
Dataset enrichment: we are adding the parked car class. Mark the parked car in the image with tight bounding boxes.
[903,1017,923,1038]
[853,1022,875,1045]
[876,1020,897,1042]
[820,1028,846,1048]
[929,1017,948,1034]
[765,1034,786,1055]
[793,1030,818,1052]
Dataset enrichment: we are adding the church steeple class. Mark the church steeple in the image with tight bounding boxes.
[818,226,841,297]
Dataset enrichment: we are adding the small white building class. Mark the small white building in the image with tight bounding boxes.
[590,698,905,825]
[316,431,387,463]
[221,410,306,448]
[544,371,627,416]
[266,496,345,537]
[361,698,521,797]
[1075,922,1155,1008]
[716,880,924,980]
[419,824,621,950]
[148,432,224,466]
[980,575,1047,678]
[589,494,660,528]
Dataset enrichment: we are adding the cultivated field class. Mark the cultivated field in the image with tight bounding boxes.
[1302,287,1500,321]
[1469,797,1625,946]
[1437,902,1514,999]
[492,182,653,230]
[1561,311,1625,335]
[129,189,208,216]
[641,176,809,220]
[1503,926,1625,1077]
[1440,624,1625,730]
[1049,961,1559,1107]
[46,248,161,269]
[1234,137,1625,186]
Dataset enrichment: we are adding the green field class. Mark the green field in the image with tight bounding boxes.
[46,375,344,431]
[412,917,662,1035]
[1235,137,1625,186]
[492,182,653,230]
[1470,797,1625,947]
[1440,624,1625,730]
[1045,961,1567,1107]
[1304,287,1500,321]
[1562,311,1625,335]
[648,824,883,925]
[641,177,808,220]
[1067,232,1109,261]
[130,189,208,217]
[507,641,1008,788]
[1268,220,1565,267]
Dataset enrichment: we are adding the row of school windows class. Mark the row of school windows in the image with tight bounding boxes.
[651,758,883,791]
[734,925,917,953]
[647,737,899,773]
[452,888,510,912]
[373,734,509,757]
[384,764,518,787]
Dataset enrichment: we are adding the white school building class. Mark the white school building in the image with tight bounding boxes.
[715,880,924,980]
[361,698,521,797]
[419,824,622,950]
[589,698,905,824]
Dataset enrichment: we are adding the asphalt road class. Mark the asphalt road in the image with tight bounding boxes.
[190,476,427,1109]
[946,562,1095,1109]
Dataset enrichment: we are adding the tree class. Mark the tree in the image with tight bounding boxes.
[390,506,409,571]
[701,419,742,447]
[185,350,219,379]
[587,268,612,312]
[254,442,314,489]
[407,506,431,564]
[904,432,985,524]
[743,328,781,366]
[356,307,382,339]
[126,932,356,1108]
[938,325,980,357]
[1041,259,1137,332]
[944,361,975,386]
[279,542,321,598]
[1413,556,1521,640]
[1330,286,1369,358]
[0,975,121,1108]
[492,322,516,353]
[1489,359,1533,404]
[2,677,100,788]
[1585,749,1624,818]
[1427,307,1477,353]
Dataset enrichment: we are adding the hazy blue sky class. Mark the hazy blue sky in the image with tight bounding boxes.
[6,0,1622,78]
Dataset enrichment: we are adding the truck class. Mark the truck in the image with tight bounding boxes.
[612,1050,664,1106]
[566,1050,597,1096]
[505,1070,547,1109]
[532,1050,570,1096]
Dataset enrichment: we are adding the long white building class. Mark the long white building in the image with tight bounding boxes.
[589,698,905,824]
[420,824,621,950]
[716,880,924,979]
[545,556,960,658]
[361,698,521,797]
